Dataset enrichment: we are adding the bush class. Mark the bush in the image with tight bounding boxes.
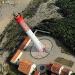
[55,57,74,67]
[71,73,75,75]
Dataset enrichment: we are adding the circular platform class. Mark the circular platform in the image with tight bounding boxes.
[30,38,53,59]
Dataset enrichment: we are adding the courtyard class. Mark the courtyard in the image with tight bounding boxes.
[19,35,75,72]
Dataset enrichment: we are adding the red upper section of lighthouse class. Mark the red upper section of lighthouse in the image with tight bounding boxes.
[14,14,30,32]
[15,14,23,22]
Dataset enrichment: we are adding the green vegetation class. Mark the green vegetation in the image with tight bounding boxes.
[0,20,26,51]
[71,73,75,75]
[47,3,54,9]
[3,65,18,75]
[61,48,72,55]
[0,64,3,75]
[55,57,74,67]
[0,28,7,43]
[34,0,75,53]
[22,0,49,18]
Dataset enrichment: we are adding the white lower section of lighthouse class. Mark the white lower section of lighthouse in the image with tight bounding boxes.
[14,14,47,53]
[26,29,46,52]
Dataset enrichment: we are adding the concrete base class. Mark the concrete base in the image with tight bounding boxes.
[30,38,53,59]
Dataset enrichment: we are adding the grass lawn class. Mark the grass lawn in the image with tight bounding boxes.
[55,57,74,67]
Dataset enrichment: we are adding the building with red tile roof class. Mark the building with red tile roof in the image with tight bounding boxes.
[60,68,73,75]
[46,62,53,71]
[46,62,73,75]
[34,71,40,75]
[51,63,62,73]
[10,36,30,63]
[18,59,36,75]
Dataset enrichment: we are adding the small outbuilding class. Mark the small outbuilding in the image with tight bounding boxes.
[18,59,36,75]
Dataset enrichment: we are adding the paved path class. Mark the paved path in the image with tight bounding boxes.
[20,36,75,72]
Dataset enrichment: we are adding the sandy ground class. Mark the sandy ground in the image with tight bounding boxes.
[25,0,62,27]
[0,0,31,33]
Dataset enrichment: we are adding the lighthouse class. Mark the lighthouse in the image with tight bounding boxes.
[13,13,46,53]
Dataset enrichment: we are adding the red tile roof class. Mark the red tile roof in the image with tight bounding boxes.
[60,68,70,75]
[34,71,40,75]
[46,62,53,70]
[19,37,30,50]
[18,59,33,74]
[51,63,62,73]
[10,36,30,63]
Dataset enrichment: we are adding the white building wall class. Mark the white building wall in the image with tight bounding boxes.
[24,30,38,50]
[59,66,64,74]
[14,51,23,64]
[28,64,36,75]
[26,30,44,52]
[69,71,73,75]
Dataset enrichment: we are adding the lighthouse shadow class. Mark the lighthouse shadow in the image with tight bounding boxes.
[23,45,37,52]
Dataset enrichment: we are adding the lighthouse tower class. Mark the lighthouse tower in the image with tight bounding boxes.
[13,13,46,53]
